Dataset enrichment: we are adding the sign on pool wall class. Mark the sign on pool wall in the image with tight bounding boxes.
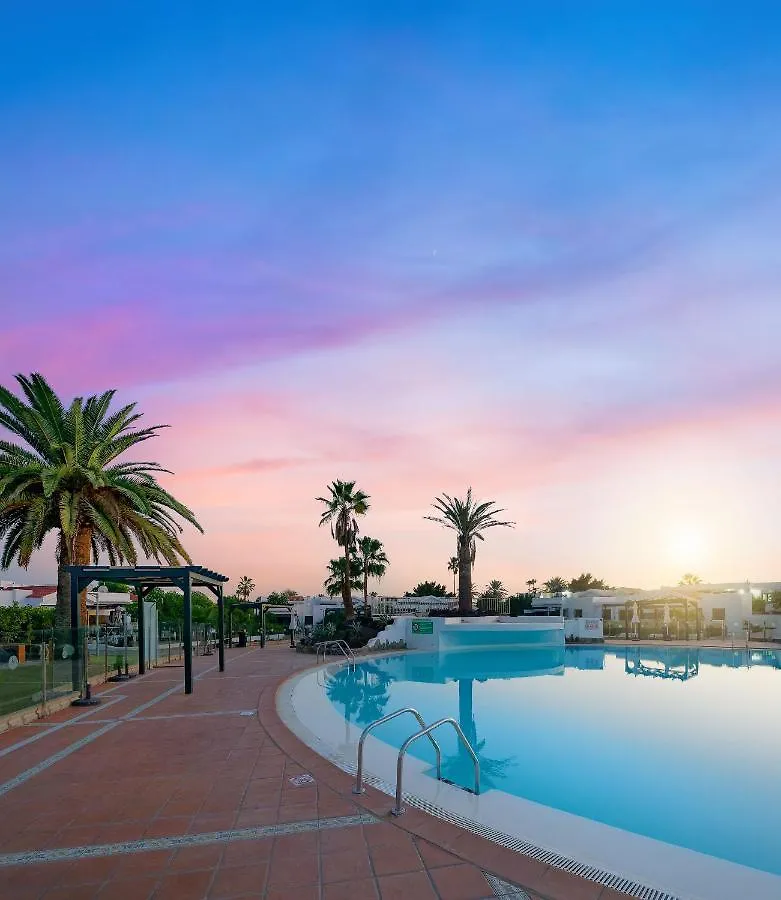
[411,619,434,635]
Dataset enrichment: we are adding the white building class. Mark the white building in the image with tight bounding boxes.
[532,581,780,638]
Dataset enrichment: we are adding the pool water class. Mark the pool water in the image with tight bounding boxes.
[324,645,781,876]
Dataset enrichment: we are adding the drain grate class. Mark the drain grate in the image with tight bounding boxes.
[484,872,532,898]
[277,681,682,900]
[316,745,681,900]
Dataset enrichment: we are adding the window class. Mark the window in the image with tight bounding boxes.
[711,608,725,621]
[574,608,583,619]
[601,608,613,621]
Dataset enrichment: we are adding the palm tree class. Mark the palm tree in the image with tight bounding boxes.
[543,576,568,596]
[679,573,702,586]
[482,579,508,600]
[317,480,370,619]
[425,489,514,614]
[526,578,537,596]
[447,556,459,596]
[236,575,255,604]
[479,579,509,613]
[569,573,610,592]
[356,536,388,607]
[324,556,362,599]
[0,374,202,624]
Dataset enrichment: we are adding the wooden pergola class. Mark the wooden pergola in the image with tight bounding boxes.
[68,565,229,694]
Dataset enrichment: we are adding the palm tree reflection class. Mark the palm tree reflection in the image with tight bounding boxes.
[449,678,515,789]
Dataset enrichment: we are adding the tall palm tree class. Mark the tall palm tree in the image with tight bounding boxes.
[236,575,255,604]
[317,480,370,619]
[425,489,514,614]
[356,536,388,607]
[0,373,202,624]
[447,555,459,596]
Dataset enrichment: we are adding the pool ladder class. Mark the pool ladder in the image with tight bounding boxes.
[352,707,480,816]
[315,639,355,667]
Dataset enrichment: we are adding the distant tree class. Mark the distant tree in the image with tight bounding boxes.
[770,591,781,612]
[356,536,389,605]
[479,580,509,612]
[405,581,448,597]
[481,580,508,601]
[425,489,514,614]
[447,556,459,596]
[543,576,568,596]
[236,575,255,603]
[267,588,301,604]
[569,573,610,592]
[679,573,702,586]
[526,578,538,597]
[99,581,131,593]
[324,556,362,599]
[191,590,216,624]
[317,479,370,619]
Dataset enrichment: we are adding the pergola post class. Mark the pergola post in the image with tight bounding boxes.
[70,569,81,691]
[228,605,233,648]
[137,586,147,675]
[217,586,225,672]
[624,602,629,641]
[183,574,193,694]
[683,599,689,641]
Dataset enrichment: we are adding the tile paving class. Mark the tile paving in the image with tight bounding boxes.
[0,644,632,899]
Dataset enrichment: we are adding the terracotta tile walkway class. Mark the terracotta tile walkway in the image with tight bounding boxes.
[0,645,631,899]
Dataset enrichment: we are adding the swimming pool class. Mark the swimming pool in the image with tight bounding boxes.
[280,644,781,899]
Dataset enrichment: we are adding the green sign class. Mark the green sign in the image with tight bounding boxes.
[411,619,434,635]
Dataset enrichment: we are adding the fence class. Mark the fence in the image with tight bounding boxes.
[0,627,97,720]
[369,597,459,617]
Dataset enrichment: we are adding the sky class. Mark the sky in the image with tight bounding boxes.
[2,2,781,595]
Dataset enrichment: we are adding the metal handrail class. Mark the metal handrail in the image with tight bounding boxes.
[315,640,355,664]
[353,707,442,795]
[392,717,480,816]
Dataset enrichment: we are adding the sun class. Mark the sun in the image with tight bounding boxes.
[666,523,707,567]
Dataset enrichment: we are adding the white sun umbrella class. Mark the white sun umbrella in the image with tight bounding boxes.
[663,604,671,627]
[631,601,640,625]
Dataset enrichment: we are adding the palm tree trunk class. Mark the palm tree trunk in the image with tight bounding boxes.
[55,532,70,627]
[458,538,472,615]
[363,565,368,608]
[342,542,355,620]
[75,526,92,625]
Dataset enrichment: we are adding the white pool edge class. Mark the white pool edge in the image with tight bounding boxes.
[277,656,781,900]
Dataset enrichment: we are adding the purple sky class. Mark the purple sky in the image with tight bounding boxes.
[2,2,781,593]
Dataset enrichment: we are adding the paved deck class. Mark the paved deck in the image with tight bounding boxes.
[0,645,630,900]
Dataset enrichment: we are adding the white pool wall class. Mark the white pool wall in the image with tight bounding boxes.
[403,614,566,651]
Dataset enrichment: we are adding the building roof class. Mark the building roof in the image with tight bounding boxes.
[0,584,56,598]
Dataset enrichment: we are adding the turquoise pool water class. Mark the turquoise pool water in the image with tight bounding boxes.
[324,645,781,876]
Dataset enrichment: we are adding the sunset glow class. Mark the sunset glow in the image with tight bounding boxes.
[2,3,780,594]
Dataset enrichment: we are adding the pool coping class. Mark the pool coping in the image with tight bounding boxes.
[272,649,781,900]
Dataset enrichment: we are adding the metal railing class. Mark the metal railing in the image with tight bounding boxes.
[392,717,480,816]
[315,639,355,665]
[353,707,442,795]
